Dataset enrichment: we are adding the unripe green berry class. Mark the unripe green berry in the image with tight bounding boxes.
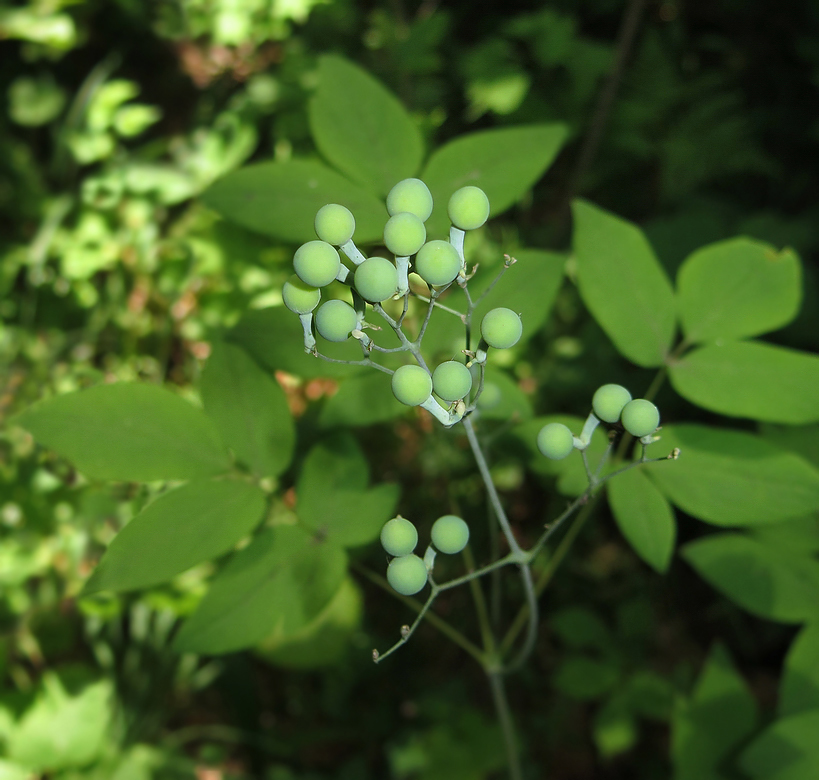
[387,178,433,222]
[293,240,341,288]
[592,384,632,424]
[315,299,358,342]
[384,212,426,257]
[314,204,355,245]
[414,240,461,287]
[448,186,490,230]
[537,423,575,460]
[480,308,522,349]
[387,554,428,595]
[432,361,473,402]
[282,274,320,315]
[431,514,469,554]
[621,399,660,438]
[380,516,418,557]
[354,257,398,303]
[391,364,432,406]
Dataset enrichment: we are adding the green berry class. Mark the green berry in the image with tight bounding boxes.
[282,274,320,315]
[380,516,418,557]
[431,514,469,554]
[293,240,341,288]
[432,361,473,402]
[354,257,398,303]
[315,299,358,342]
[314,204,355,246]
[387,554,428,595]
[387,178,433,222]
[480,308,522,349]
[414,240,461,287]
[448,186,490,230]
[391,364,432,406]
[384,212,426,257]
[621,399,660,438]
[592,384,632,423]
[537,423,575,460]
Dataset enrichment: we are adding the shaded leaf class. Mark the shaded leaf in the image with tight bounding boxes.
[739,710,819,780]
[779,624,819,718]
[319,371,406,428]
[553,656,620,700]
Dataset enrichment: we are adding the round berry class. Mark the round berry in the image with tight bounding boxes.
[387,178,433,222]
[354,257,398,303]
[431,514,470,554]
[387,554,428,596]
[384,212,426,257]
[391,364,432,406]
[592,384,632,424]
[621,399,660,438]
[537,423,575,460]
[432,361,473,402]
[480,308,522,349]
[414,240,462,287]
[293,240,341,288]
[380,516,418,557]
[282,274,320,315]
[448,186,490,230]
[315,299,358,342]
[314,204,355,246]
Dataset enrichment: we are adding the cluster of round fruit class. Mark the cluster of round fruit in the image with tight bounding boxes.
[537,384,661,460]
[380,514,470,595]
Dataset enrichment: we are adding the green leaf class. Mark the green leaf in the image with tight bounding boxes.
[676,238,802,344]
[319,371,406,428]
[646,424,819,527]
[422,123,568,236]
[779,624,819,718]
[553,655,620,700]
[201,342,294,478]
[669,341,819,423]
[625,671,675,721]
[671,644,758,780]
[173,525,347,654]
[593,694,638,758]
[682,533,819,623]
[15,383,229,482]
[739,710,819,780]
[550,607,612,651]
[571,199,677,367]
[201,159,386,243]
[82,480,266,595]
[608,465,676,573]
[472,367,534,423]
[309,55,423,197]
[759,424,819,470]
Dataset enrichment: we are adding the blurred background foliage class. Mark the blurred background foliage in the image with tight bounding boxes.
[1,0,818,777]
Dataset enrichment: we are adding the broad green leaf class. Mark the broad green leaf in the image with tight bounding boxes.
[751,517,819,556]
[82,480,266,594]
[471,366,534,423]
[669,341,819,423]
[173,525,346,654]
[779,624,819,718]
[760,423,819,469]
[553,655,620,700]
[608,465,676,573]
[571,199,677,367]
[319,371,405,428]
[309,55,423,196]
[201,342,294,478]
[201,159,385,243]
[15,383,229,482]
[682,533,819,623]
[646,424,819,526]
[677,238,801,343]
[422,124,568,236]
[739,710,819,780]
[671,644,758,780]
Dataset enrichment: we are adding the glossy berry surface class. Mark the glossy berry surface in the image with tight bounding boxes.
[414,240,461,287]
[282,274,320,315]
[432,361,473,402]
[315,299,358,342]
[391,364,433,406]
[354,257,398,303]
[480,308,522,349]
[448,186,490,230]
[293,240,341,288]
[387,178,434,222]
[384,212,426,257]
[380,516,418,557]
[431,515,470,554]
[621,399,660,438]
[592,384,633,423]
[537,423,575,460]
[387,554,428,595]
[314,204,355,246]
